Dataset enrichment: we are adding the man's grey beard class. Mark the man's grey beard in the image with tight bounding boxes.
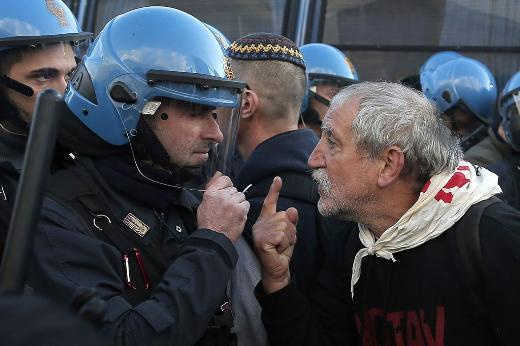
[312,168,338,217]
[312,168,332,197]
[311,168,373,223]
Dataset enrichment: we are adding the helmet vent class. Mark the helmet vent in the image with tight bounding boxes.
[110,82,137,104]
[441,90,452,103]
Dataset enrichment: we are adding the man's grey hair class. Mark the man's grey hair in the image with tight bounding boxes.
[332,81,463,186]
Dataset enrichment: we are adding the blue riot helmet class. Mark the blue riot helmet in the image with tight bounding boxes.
[419,51,462,74]
[499,71,520,151]
[205,23,231,50]
[422,57,496,151]
[423,57,496,125]
[299,43,358,133]
[419,51,462,92]
[64,7,245,187]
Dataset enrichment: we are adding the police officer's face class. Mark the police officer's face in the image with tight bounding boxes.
[151,100,224,168]
[5,43,76,123]
[443,107,482,138]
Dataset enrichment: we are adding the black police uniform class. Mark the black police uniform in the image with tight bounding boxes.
[0,130,28,258]
[27,154,238,346]
[0,127,73,260]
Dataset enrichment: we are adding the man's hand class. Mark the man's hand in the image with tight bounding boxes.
[253,177,298,294]
[197,172,250,243]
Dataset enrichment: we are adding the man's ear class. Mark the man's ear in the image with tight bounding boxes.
[377,146,405,188]
[240,89,258,119]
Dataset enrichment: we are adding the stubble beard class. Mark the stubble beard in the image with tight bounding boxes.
[312,168,374,223]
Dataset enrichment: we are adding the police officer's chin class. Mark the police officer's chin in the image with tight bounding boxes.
[190,152,210,166]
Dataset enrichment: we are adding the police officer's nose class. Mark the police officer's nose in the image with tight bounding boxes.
[203,115,224,144]
[52,75,69,94]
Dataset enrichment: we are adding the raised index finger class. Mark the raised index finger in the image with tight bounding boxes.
[259,176,282,218]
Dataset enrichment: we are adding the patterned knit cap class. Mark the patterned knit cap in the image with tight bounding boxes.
[226,33,305,69]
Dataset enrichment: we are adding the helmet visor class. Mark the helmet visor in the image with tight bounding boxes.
[126,97,242,191]
[506,92,520,150]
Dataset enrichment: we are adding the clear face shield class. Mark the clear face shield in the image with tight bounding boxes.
[504,91,520,151]
[0,39,89,125]
[112,71,245,191]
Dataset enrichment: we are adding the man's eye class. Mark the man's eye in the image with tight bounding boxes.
[327,137,337,147]
[33,70,57,83]
[35,75,51,83]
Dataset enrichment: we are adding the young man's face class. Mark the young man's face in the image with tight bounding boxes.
[151,100,224,168]
[5,43,76,123]
[308,100,377,222]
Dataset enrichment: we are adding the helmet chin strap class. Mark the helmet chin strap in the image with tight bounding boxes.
[460,124,488,152]
[0,75,34,97]
[136,118,173,169]
[126,117,208,193]
[309,90,330,107]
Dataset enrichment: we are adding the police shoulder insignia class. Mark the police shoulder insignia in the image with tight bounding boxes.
[123,213,150,237]
[45,0,70,27]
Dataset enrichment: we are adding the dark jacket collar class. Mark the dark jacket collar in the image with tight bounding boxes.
[90,154,199,211]
[234,128,318,190]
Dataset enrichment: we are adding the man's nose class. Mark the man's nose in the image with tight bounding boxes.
[308,141,326,169]
[50,76,68,94]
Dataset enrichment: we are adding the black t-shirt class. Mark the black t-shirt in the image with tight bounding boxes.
[258,200,520,346]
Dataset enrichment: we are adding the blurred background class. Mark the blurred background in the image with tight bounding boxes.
[63,0,520,90]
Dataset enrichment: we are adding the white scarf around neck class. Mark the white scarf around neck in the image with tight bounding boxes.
[350,161,502,298]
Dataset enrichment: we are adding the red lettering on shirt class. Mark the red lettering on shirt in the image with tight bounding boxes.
[420,307,445,346]
[355,306,445,346]
[387,311,405,346]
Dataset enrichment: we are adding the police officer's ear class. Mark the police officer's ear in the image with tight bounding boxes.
[240,88,259,120]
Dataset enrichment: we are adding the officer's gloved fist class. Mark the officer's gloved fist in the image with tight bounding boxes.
[253,177,298,294]
[197,171,250,243]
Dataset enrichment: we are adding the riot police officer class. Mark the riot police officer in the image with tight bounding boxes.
[421,56,509,165]
[28,7,248,346]
[0,0,90,257]
[488,71,520,209]
[299,43,359,137]
[0,0,90,170]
